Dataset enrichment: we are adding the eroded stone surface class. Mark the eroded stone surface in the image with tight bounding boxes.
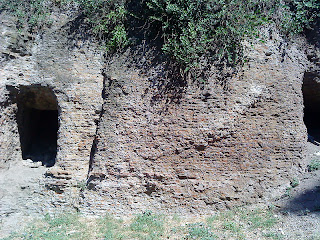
[0,11,103,177]
[0,9,320,219]
[84,30,318,213]
[0,11,103,219]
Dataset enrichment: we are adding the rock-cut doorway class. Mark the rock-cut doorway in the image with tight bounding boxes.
[302,72,320,145]
[16,86,59,167]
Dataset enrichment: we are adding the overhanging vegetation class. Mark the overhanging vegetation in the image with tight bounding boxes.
[1,0,319,80]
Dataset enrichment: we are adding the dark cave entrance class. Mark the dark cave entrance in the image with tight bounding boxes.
[302,72,320,144]
[16,86,59,167]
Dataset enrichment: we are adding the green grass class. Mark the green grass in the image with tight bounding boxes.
[207,207,279,240]
[185,222,216,240]
[222,221,241,233]
[246,209,278,229]
[263,231,284,239]
[0,207,288,240]
[2,213,91,240]
[129,211,165,239]
[98,214,125,240]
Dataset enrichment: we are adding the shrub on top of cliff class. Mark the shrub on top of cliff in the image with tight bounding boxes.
[141,0,274,79]
[71,0,320,81]
[0,0,55,31]
[1,0,319,81]
[72,0,129,52]
[279,0,320,35]
[142,0,320,79]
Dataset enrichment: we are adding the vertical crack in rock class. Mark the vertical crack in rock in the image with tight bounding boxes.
[87,70,107,184]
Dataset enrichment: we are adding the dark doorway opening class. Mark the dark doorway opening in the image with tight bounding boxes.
[16,86,59,167]
[302,72,320,144]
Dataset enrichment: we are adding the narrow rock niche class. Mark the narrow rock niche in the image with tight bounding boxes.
[16,86,59,167]
[302,72,320,144]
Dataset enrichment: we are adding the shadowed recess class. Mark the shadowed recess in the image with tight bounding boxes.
[16,86,59,167]
[303,72,320,144]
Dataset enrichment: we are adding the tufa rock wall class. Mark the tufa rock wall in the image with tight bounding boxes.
[0,12,103,186]
[0,10,319,214]
[85,32,312,213]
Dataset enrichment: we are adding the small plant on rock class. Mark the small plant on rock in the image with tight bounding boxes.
[290,178,299,188]
[308,158,320,171]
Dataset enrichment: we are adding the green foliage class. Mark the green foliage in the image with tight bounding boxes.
[186,223,216,240]
[129,211,165,239]
[73,0,129,52]
[280,0,320,35]
[144,0,272,73]
[263,231,284,239]
[222,221,241,233]
[75,180,87,191]
[2,213,91,240]
[285,186,293,198]
[207,207,279,239]
[0,0,54,30]
[73,0,320,79]
[1,0,319,80]
[143,0,319,77]
[98,214,125,240]
[0,207,287,240]
[290,177,299,188]
[308,158,320,171]
[246,209,278,229]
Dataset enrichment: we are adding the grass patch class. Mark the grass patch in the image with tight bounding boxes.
[0,207,290,240]
[222,221,241,233]
[3,212,92,240]
[129,211,165,239]
[263,231,284,239]
[98,214,126,240]
[185,222,216,240]
[245,209,278,229]
[207,207,278,239]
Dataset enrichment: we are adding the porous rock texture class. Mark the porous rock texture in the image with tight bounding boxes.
[84,33,314,214]
[0,8,320,219]
[0,11,103,175]
[0,11,103,223]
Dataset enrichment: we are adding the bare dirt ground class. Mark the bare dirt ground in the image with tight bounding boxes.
[0,142,320,239]
[0,160,47,237]
[272,141,320,239]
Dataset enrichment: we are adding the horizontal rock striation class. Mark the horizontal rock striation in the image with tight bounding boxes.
[0,9,319,215]
[85,31,315,213]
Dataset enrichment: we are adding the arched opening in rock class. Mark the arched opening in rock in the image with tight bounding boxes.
[302,72,320,144]
[16,86,59,167]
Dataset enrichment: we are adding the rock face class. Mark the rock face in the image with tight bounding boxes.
[0,12,103,189]
[84,36,311,213]
[0,9,319,216]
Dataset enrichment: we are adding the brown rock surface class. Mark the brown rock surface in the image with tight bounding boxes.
[85,30,318,213]
[0,9,319,219]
